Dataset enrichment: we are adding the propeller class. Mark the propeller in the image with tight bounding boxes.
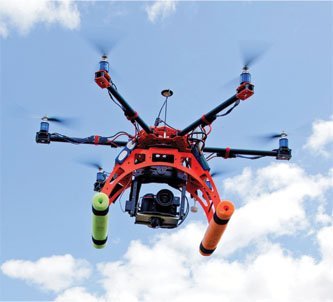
[40,115,77,127]
[239,40,271,70]
[82,26,125,79]
[252,120,313,144]
[83,25,123,58]
[254,131,288,143]
[222,40,271,89]
[210,167,231,178]
[77,159,104,171]
[11,104,79,129]
[210,170,224,178]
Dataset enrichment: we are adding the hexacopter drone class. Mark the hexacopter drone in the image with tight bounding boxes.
[36,55,291,256]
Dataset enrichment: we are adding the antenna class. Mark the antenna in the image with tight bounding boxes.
[154,89,174,128]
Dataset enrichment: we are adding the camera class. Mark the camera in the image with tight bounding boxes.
[125,167,187,229]
[141,190,180,213]
[126,189,181,228]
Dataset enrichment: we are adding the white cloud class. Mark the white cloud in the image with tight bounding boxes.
[0,0,80,38]
[316,200,333,226]
[97,224,203,301]
[146,0,177,23]
[1,254,91,292]
[317,225,333,264]
[50,224,332,302]
[55,287,102,302]
[304,116,333,157]
[220,163,333,255]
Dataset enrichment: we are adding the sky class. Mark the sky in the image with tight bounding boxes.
[0,0,333,301]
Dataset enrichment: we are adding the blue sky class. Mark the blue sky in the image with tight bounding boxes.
[0,1,333,301]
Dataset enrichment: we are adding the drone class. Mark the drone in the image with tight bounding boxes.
[36,54,291,256]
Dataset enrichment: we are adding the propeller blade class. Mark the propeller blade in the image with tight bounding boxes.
[210,168,231,178]
[46,117,62,123]
[81,26,125,79]
[239,40,271,68]
[10,104,79,129]
[253,132,287,143]
[221,76,239,89]
[221,41,270,90]
[83,26,123,57]
[41,116,78,127]
[77,159,103,171]
[211,170,223,178]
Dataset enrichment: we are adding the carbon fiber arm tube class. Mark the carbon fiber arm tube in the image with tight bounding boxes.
[178,94,239,136]
[48,134,127,147]
[203,146,278,158]
[107,85,152,134]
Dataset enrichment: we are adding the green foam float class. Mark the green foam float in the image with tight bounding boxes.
[92,192,109,249]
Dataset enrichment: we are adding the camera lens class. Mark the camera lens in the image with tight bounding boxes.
[156,189,174,207]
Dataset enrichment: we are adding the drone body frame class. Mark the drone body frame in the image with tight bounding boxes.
[36,57,292,256]
[101,126,222,222]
